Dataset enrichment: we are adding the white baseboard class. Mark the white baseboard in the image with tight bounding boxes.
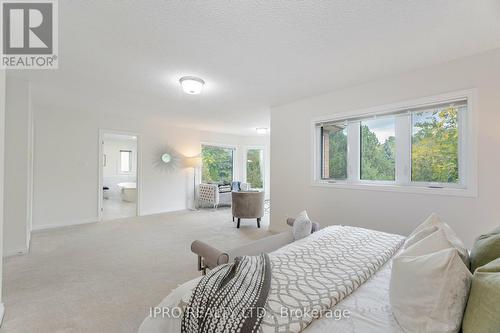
[3,248,28,258]
[3,234,31,258]
[30,208,194,231]
[0,302,5,327]
[31,217,98,231]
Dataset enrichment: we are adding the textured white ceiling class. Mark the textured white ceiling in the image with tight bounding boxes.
[12,0,500,135]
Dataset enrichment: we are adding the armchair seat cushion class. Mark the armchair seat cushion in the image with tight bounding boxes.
[218,185,232,193]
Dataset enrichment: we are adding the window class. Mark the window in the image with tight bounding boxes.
[201,145,234,184]
[321,124,347,180]
[360,117,395,181]
[313,91,475,195]
[411,104,461,183]
[120,150,132,173]
[246,148,264,189]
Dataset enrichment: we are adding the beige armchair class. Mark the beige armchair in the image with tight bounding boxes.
[231,191,265,228]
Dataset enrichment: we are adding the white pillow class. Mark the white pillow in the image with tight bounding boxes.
[407,213,470,267]
[403,226,455,257]
[404,225,440,249]
[292,210,312,240]
[391,225,472,333]
[390,248,472,333]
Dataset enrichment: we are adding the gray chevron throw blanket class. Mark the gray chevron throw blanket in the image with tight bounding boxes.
[182,226,404,333]
[181,253,271,333]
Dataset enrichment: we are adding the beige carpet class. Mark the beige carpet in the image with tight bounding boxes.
[101,197,137,221]
[1,209,273,333]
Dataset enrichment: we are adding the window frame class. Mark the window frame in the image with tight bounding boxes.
[320,123,348,181]
[311,89,477,197]
[119,150,133,174]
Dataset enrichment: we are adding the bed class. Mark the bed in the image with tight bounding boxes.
[138,225,406,333]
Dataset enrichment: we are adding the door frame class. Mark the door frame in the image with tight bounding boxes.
[98,129,141,220]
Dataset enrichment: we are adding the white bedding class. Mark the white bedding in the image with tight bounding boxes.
[138,240,404,333]
[305,250,404,333]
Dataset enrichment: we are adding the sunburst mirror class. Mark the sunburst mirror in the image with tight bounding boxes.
[153,146,181,173]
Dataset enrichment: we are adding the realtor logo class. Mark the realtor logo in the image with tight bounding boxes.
[1,0,58,69]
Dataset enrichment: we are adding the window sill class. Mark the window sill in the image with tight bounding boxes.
[311,181,477,198]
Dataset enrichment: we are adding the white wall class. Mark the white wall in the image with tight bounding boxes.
[270,48,500,247]
[0,69,6,322]
[32,106,269,229]
[3,78,32,256]
[102,136,137,199]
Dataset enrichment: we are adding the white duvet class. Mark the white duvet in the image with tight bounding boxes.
[138,232,405,333]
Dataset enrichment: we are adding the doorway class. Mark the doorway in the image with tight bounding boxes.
[98,131,140,221]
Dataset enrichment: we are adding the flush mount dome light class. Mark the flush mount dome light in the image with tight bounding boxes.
[179,76,205,95]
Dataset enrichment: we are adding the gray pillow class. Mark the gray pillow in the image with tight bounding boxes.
[293,210,312,240]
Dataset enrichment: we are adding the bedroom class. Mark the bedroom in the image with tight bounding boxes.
[0,1,499,332]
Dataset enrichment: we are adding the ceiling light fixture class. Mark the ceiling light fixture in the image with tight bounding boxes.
[179,76,205,95]
[256,127,268,134]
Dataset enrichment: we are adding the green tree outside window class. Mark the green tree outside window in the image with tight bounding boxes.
[324,105,460,184]
[360,118,396,181]
[201,145,234,184]
[246,149,264,189]
[411,106,459,183]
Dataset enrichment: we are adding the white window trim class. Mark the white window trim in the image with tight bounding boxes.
[243,146,266,190]
[311,89,478,197]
